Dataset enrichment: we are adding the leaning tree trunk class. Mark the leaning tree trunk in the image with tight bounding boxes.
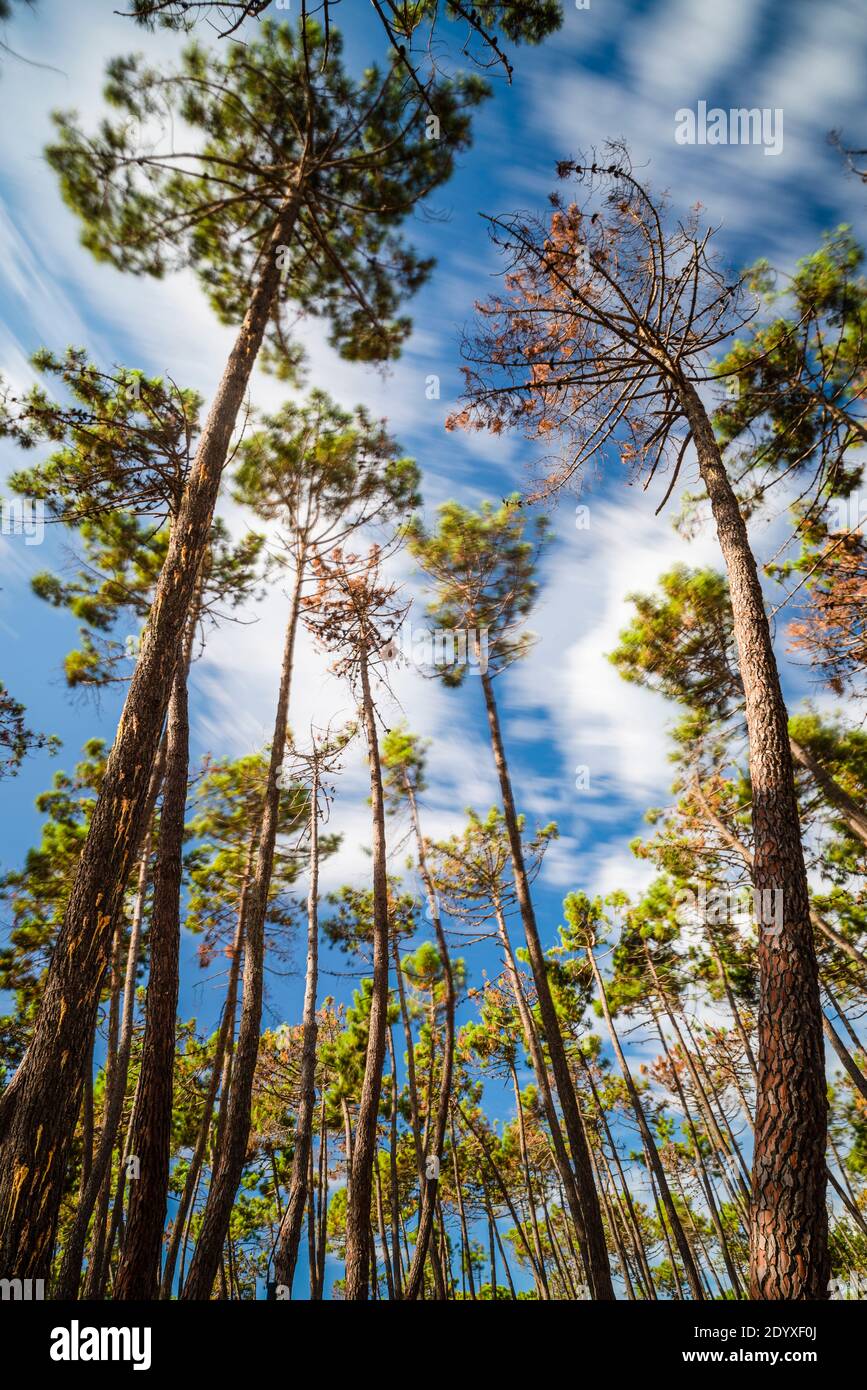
[160,872,249,1299]
[789,736,867,849]
[0,187,307,1279]
[344,650,391,1301]
[493,896,593,1283]
[182,574,301,1299]
[586,942,705,1300]
[115,626,193,1300]
[402,777,456,1301]
[480,669,614,1300]
[678,378,829,1300]
[274,763,321,1292]
[55,795,158,1300]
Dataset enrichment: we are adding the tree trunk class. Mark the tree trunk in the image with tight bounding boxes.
[480,670,614,1300]
[449,1111,475,1300]
[274,762,320,1291]
[651,1005,744,1298]
[55,810,156,1299]
[678,378,828,1299]
[115,633,192,1299]
[587,942,705,1299]
[386,1028,404,1298]
[822,1011,867,1104]
[344,650,390,1300]
[789,735,867,848]
[494,897,593,1282]
[160,884,248,1299]
[0,187,306,1279]
[457,1103,542,1283]
[403,778,456,1300]
[182,577,301,1299]
[510,1059,549,1298]
[579,1052,657,1298]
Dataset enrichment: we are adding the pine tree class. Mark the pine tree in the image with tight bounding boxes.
[409,499,615,1298]
[450,156,832,1298]
[0,17,481,1278]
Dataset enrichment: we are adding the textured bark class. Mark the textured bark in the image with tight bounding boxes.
[182,579,300,1299]
[480,670,614,1300]
[55,797,158,1299]
[678,379,829,1300]
[343,651,390,1300]
[274,763,320,1292]
[0,189,305,1279]
[115,642,192,1300]
[694,773,867,972]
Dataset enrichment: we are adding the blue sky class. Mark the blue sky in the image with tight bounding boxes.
[1,0,865,1290]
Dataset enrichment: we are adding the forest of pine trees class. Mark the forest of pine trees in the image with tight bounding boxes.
[1,0,866,1318]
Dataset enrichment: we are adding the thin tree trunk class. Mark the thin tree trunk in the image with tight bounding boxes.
[183,577,302,1299]
[494,898,593,1282]
[344,650,390,1300]
[160,892,248,1299]
[78,1038,95,1202]
[706,923,759,1081]
[403,778,456,1300]
[789,735,867,848]
[449,1111,475,1300]
[275,760,321,1290]
[374,1160,394,1300]
[652,1007,744,1298]
[316,1108,328,1299]
[510,1058,549,1298]
[579,1053,657,1298]
[480,670,614,1300]
[306,1139,318,1297]
[587,942,705,1299]
[457,1103,542,1283]
[824,981,865,1058]
[643,945,751,1205]
[822,1011,867,1103]
[386,1028,404,1298]
[392,935,424,1182]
